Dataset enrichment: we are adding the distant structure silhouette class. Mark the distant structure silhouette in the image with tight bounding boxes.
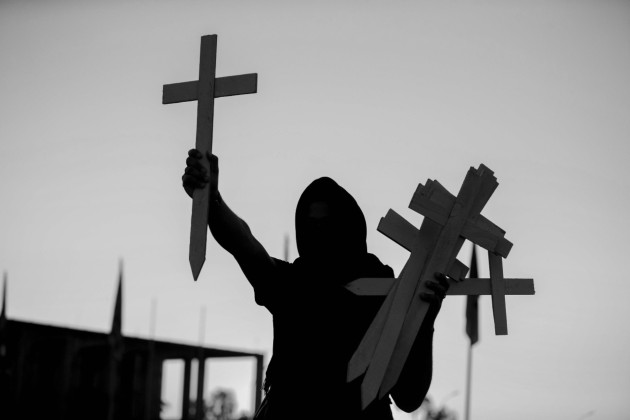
[0,271,263,420]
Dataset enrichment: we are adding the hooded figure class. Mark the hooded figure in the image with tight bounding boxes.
[295,176,367,263]
[255,177,395,420]
[183,151,444,419]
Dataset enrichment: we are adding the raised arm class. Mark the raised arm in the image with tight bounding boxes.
[182,149,276,287]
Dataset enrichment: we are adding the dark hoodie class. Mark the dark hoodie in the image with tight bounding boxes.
[255,177,395,419]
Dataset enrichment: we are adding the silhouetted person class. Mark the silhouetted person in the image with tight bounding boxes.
[182,150,449,420]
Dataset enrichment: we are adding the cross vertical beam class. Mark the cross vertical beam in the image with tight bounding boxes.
[377,167,498,401]
[489,252,508,334]
[163,35,257,280]
[189,35,216,281]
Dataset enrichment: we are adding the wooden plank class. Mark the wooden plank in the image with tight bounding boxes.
[345,259,468,297]
[409,182,449,225]
[359,217,442,408]
[347,215,436,382]
[163,74,257,104]
[494,237,513,259]
[448,278,535,295]
[468,213,505,237]
[163,35,258,281]
[378,166,498,399]
[373,168,489,401]
[163,81,198,104]
[461,217,513,258]
[417,176,512,257]
[467,165,497,215]
[347,276,399,382]
[424,179,456,209]
[489,252,508,335]
[409,179,512,258]
[448,258,469,281]
[377,209,418,252]
[345,277,396,296]
[378,287,431,399]
[442,165,499,281]
[214,73,258,97]
[377,170,485,399]
[189,34,218,280]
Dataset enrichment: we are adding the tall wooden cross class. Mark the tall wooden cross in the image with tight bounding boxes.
[344,164,535,409]
[163,35,258,280]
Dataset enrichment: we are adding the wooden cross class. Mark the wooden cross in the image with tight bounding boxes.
[343,164,535,409]
[163,35,257,280]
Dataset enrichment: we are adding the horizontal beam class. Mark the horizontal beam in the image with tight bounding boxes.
[409,181,450,225]
[409,182,512,257]
[215,73,258,98]
[489,252,508,335]
[461,217,513,257]
[162,73,258,104]
[377,209,418,252]
[346,277,534,297]
[448,277,535,295]
[345,259,469,296]
[163,80,198,104]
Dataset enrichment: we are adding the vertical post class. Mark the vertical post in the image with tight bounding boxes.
[195,355,206,420]
[108,265,124,420]
[254,354,264,410]
[189,35,218,280]
[144,348,156,419]
[152,360,164,420]
[464,342,473,420]
[489,253,508,334]
[107,355,118,420]
[145,300,157,420]
[182,359,192,420]
[59,341,75,419]
[195,306,207,419]
[162,35,258,281]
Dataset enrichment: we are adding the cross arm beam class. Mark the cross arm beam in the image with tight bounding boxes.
[377,209,419,252]
[345,258,469,296]
[373,165,498,401]
[163,73,258,104]
[409,181,513,257]
[489,252,508,335]
[449,277,534,295]
[346,276,534,296]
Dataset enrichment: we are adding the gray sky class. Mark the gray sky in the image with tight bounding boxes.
[1,1,629,419]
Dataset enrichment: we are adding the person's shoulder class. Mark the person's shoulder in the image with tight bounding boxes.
[253,257,292,309]
[364,253,395,278]
[270,257,292,273]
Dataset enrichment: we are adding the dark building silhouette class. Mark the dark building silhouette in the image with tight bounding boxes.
[0,274,264,420]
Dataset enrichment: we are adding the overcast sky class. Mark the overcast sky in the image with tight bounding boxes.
[1,1,629,419]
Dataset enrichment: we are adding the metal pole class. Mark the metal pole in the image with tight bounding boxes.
[464,342,473,420]
[182,359,192,420]
[195,306,207,420]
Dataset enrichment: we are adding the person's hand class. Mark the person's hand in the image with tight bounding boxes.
[420,272,450,304]
[420,272,451,324]
[182,149,219,199]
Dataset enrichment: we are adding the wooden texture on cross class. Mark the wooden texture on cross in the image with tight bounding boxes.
[347,275,534,297]
[163,35,257,280]
[344,164,534,409]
